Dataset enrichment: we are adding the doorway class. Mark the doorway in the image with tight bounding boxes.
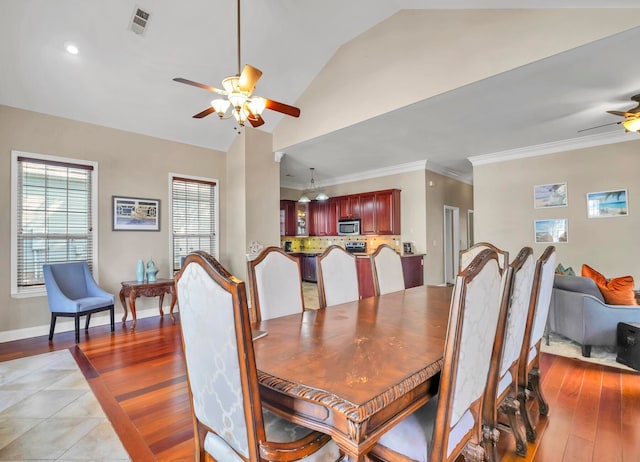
[444,206,460,285]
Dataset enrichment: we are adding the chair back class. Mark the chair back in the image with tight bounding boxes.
[176,251,265,461]
[430,249,511,461]
[521,245,556,370]
[44,262,91,300]
[247,246,304,322]
[371,244,405,296]
[460,242,509,272]
[316,245,359,308]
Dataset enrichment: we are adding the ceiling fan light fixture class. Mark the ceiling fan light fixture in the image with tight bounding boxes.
[622,117,640,132]
[211,99,230,117]
[228,92,247,109]
[247,97,266,116]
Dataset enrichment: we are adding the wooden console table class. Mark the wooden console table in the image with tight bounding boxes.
[119,278,177,329]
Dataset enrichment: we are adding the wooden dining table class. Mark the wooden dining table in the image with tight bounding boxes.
[252,284,453,461]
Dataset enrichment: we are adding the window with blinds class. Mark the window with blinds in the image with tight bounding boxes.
[14,153,95,291]
[171,175,218,272]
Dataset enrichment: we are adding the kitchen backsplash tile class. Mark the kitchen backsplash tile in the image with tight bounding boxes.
[280,235,401,254]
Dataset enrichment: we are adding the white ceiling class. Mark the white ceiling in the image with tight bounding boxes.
[2,1,640,189]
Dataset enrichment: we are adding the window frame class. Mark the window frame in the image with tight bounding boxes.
[11,150,99,298]
[168,173,219,273]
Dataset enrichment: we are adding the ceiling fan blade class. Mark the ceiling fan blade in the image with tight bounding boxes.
[607,110,629,117]
[264,98,301,118]
[248,114,265,128]
[193,107,216,119]
[173,77,227,96]
[238,65,262,94]
[577,121,620,133]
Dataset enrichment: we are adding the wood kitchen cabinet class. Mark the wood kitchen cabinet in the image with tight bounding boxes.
[280,200,297,236]
[309,199,338,236]
[338,195,360,220]
[359,189,401,235]
[401,254,424,289]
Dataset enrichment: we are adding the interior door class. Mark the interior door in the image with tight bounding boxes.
[444,206,460,285]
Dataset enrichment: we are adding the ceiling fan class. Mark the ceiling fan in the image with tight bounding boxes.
[172,0,300,128]
[579,93,640,133]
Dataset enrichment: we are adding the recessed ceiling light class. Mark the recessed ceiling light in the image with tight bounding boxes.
[65,43,79,55]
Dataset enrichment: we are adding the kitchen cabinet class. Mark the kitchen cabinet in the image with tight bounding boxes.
[359,189,401,235]
[280,200,297,236]
[401,254,424,289]
[338,195,360,220]
[309,199,338,236]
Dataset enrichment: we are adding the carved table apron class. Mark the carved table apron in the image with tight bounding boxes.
[253,285,452,461]
[119,278,177,329]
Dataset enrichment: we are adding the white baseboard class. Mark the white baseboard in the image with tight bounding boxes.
[0,307,169,343]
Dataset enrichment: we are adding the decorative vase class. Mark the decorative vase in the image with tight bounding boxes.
[136,259,145,282]
[146,257,159,282]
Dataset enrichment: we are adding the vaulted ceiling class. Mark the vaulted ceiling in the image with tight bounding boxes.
[2,1,640,188]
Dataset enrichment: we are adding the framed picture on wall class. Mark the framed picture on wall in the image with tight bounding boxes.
[112,196,160,231]
[586,189,628,218]
[534,218,568,243]
[533,182,568,208]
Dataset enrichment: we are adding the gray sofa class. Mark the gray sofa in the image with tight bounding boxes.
[547,275,640,357]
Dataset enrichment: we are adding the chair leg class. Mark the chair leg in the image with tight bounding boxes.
[110,306,115,332]
[518,386,536,443]
[482,424,500,462]
[581,344,592,357]
[85,313,92,330]
[500,396,528,457]
[528,367,549,416]
[49,315,57,341]
[75,316,81,343]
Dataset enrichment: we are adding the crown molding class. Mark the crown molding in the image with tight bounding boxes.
[468,131,636,166]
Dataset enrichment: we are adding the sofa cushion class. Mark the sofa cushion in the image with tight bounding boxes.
[581,264,637,306]
[553,275,604,302]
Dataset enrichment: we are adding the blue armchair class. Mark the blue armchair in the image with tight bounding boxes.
[43,262,115,343]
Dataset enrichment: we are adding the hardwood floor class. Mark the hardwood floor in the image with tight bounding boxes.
[2,315,640,461]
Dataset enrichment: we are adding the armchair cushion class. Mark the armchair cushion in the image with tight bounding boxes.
[582,264,637,306]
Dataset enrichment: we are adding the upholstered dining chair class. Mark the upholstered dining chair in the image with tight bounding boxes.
[316,245,359,308]
[518,245,557,444]
[247,246,304,322]
[370,248,512,462]
[175,251,341,462]
[43,261,115,343]
[459,242,509,272]
[371,244,405,296]
[482,247,536,461]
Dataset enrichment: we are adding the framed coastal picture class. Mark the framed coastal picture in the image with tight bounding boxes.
[112,196,160,231]
[586,189,628,218]
[534,218,568,243]
[534,182,568,208]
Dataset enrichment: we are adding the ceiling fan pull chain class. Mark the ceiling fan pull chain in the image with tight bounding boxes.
[237,0,241,76]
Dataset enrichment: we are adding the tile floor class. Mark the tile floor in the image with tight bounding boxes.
[302,281,320,309]
[0,349,130,461]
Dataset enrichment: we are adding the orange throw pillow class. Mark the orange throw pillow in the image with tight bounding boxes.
[581,264,637,305]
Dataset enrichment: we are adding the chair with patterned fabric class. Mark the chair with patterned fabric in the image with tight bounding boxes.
[175,251,341,462]
[247,246,305,322]
[371,244,405,296]
[369,248,512,462]
[482,247,536,461]
[459,242,509,273]
[43,261,115,344]
[316,245,359,308]
[518,245,556,443]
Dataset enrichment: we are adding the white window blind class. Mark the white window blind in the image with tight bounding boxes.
[171,176,218,272]
[15,155,94,288]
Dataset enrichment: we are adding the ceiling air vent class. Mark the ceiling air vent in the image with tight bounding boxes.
[129,7,151,35]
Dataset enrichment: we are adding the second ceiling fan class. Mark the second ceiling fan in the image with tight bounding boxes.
[173,0,300,128]
[579,93,640,133]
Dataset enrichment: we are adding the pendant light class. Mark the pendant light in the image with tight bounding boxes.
[298,168,328,202]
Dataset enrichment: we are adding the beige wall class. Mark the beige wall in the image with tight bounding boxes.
[425,171,474,284]
[474,139,640,279]
[0,105,226,338]
[281,169,473,285]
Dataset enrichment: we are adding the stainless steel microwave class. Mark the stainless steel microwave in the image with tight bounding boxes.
[338,219,360,235]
